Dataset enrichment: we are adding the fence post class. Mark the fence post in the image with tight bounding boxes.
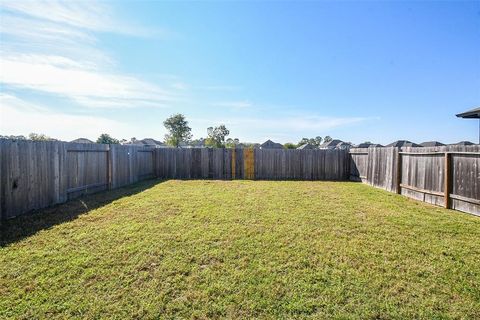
[152,148,157,178]
[345,149,351,180]
[396,148,402,194]
[107,145,112,190]
[231,148,236,179]
[444,152,451,209]
[243,148,255,180]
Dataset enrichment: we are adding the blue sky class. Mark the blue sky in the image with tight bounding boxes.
[1,1,479,144]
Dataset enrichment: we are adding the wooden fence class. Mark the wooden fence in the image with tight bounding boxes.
[0,140,155,221]
[350,145,480,216]
[1,139,478,221]
[155,148,348,180]
[253,149,349,180]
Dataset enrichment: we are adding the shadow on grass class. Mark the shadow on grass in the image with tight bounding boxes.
[1,179,163,247]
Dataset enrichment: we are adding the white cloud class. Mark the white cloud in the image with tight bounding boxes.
[1,0,151,37]
[0,94,130,141]
[0,55,176,108]
[1,14,96,43]
[0,0,177,109]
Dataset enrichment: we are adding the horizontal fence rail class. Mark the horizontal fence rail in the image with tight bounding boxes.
[155,148,349,181]
[0,140,155,221]
[254,149,349,180]
[1,139,479,222]
[350,145,480,216]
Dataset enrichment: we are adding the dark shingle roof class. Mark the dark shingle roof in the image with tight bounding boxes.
[297,143,315,150]
[141,138,164,146]
[420,141,445,147]
[260,139,283,149]
[336,142,353,149]
[356,143,384,148]
[70,138,94,144]
[319,139,342,148]
[125,138,165,147]
[450,141,475,146]
[386,140,421,148]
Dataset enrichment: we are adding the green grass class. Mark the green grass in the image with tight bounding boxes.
[1,180,480,319]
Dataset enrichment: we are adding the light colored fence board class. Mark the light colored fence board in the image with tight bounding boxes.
[0,140,67,220]
[350,145,480,216]
[110,145,155,189]
[253,149,348,180]
[2,140,478,220]
[66,143,109,200]
[155,148,348,181]
[156,148,233,180]
[352,147,398,192]
[0,140,157,220]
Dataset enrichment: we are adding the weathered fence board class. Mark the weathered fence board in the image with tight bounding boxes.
[0,140,157,219]
[1,140,478,220]
[155,148,348,181]
[110,145,154,189]
[156,148,233,180]
[0,140,66,220]
[66,143,109,199]
[350,145,480,216]
[253,149,348,180]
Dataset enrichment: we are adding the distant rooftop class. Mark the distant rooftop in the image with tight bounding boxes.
[70,138,94,144]
[386,140,421,148]
[420,141,445,147]
[124,138,165,147]
[319,139,343,148]
[297,143,316,150]
[450,141,475,146]
[260,139,283,149]
[356,142,384,148]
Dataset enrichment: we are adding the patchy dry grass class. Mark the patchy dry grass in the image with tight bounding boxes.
[1,180,479,319]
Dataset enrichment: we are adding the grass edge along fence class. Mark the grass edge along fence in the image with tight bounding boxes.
[1,139,479,223]
[155,148,349,181]
[0,140,156,223]
[349,145,480,216]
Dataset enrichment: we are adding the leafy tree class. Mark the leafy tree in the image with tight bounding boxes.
[243,143,259,149]
[225,138,240,148]
[96,133,119,144]
[28,133,56,141]
[205,124,230,148]
[324,136,333,143]
[298,138,310,146]
[283,142,297,149]
[298,136,323,147]
[189,138,204,147]
[164,114,192,147]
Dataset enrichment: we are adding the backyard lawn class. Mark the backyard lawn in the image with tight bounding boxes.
[1,180,479,319]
